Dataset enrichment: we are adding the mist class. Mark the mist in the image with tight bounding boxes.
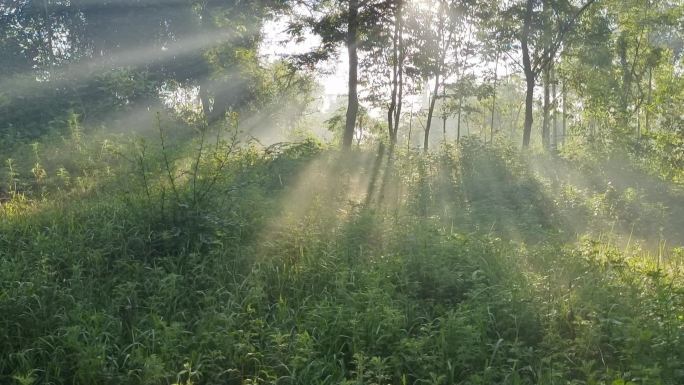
[1,1,684,384]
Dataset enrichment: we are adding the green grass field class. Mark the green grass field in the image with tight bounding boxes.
[1,123,683,385]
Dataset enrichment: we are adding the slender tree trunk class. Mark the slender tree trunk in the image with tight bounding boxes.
[522,75,535,148]
[407,103,413,151]
[424,74,440,152]
[490,52,499,144]
[552,64,558,151]
[645,66,652,132]
[394,53,403,141]
[380,2,404,207]
[562,76,567,146]
[521,0,535,148]
[617,33,631,126]
[457,96,463,143]
[387,4,399,144]
[357,117,364,147]
[442,84,447,141]
[343,0,359,151]
[637,106,641,140]
[542,64,551,149]
[423,2,447,153]
[482,109,486,142]
[388,0,404,147]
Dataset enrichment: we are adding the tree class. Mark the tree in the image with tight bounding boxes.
[335,0,359,150]
[557,0,682,148]
[501,0,597,148]
[287,0,389,151]
[0,0,286,141]
[409,0,472,152]
[387,0,405,148]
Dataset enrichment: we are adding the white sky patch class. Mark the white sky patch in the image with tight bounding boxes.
[259,18,348,100]
[257,12,525,124]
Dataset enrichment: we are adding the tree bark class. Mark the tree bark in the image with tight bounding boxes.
[343,0,359,151]
[394,49,403,142]
[387,0,403,147]
[542,64,551,149]
[456,95,463,143]
[521,0,534,148]
[387,6,399,143]
[645,66,652,132]
[423,3,446,153]
[424,73,440,152]
[490,52,499,144]
[552,64,558,151]
[562,76,567,146]
[423,1,452,152]
[519,0,595,148]
[522,75,535,148]
[407,103,413,150]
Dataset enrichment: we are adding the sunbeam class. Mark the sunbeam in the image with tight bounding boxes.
[2,1,684,384]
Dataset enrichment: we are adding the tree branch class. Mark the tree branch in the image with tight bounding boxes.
[533,0,598,74]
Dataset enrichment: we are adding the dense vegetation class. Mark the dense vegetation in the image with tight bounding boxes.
[2,0,684,384]
[2,121,683,384]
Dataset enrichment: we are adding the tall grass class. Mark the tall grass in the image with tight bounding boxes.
[1,123,683,385]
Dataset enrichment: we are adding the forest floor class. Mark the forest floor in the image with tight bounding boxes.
[1,124,683,385]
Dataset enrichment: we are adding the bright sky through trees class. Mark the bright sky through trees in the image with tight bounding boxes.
[1,1,684,383]
[260,18,349,98]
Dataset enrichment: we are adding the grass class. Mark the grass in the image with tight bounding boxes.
[1,121,683,385]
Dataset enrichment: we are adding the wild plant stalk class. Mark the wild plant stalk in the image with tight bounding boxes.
[5,158,18,196]
[156,112,179,204]
[136,139,152,201]
[191,124,206,208]
[195,113,240,205]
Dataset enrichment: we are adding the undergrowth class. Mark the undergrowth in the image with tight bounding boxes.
[1,123,683,385]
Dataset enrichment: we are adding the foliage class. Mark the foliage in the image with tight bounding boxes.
[2,125,683,384]
[1,1,684,384]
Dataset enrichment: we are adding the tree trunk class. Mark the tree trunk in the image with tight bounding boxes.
[424,74,440,152]
[481,109,486,142]
[423,2,446,153]
[442,84,447,141]
[542,64,551,149]
[387,5,399,144]
[490,52,499,144]
[394,52,403,142]
[457,95,463,143]
[522,75,535,148]
[343,0,359,151]
[552,64,558,151]
[562,76,567,146]
[387,0,404,147]
[379,0,404,207]
[617,33,631,126]
[521,0,534,148]
[645,66,652,132]
[636,106,641,140]
[407,104,413,150]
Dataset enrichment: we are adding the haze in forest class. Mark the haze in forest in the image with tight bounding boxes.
[1,1,684,385]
